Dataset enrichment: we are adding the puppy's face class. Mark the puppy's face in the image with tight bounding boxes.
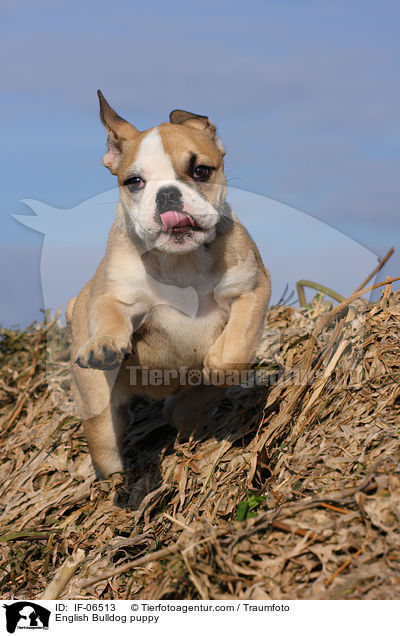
[98,92,227,254]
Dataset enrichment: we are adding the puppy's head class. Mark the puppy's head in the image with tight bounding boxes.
[98,91,227,254]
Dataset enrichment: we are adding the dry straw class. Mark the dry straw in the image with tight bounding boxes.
[0,276,399,599]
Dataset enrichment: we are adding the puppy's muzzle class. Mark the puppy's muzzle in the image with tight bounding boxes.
[156,185,183,214]
[155,185,197,234]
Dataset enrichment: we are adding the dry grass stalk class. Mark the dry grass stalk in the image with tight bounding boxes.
[41,549,85,599]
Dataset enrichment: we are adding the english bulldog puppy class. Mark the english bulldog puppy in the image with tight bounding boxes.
[67,91,270,478]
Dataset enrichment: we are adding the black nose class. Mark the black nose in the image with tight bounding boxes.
[156,186,183,213]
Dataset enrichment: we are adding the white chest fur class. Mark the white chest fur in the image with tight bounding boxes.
[106,238,227,367]
[139,257,227,367]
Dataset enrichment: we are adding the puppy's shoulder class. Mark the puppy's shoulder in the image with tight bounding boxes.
[105,220,143,266]
[212,209,268,275]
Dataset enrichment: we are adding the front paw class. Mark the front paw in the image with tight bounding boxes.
[75,336,131,370]
[202,352,225,384]
[202,351,223,374]
[202,352,250,386]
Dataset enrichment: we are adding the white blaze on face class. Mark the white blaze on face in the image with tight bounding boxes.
[121,128,176,241]
[120,127,219,252]
[136,127,176,183]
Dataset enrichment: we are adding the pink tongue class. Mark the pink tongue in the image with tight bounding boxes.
[160,210,195,231]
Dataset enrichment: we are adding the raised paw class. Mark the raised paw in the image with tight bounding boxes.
[75,335,132,370]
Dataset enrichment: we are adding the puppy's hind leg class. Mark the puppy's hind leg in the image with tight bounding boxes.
[84,392,129,479]
[163,384,227,438]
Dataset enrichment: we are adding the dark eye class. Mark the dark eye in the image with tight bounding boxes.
[192,165,213,181]
[123,176,145,192]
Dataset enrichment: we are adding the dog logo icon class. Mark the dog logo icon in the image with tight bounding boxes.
[3,602,50,633]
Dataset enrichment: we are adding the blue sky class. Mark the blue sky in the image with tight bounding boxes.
[1,0,399,326]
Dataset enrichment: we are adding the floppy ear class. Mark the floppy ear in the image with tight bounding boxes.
[169,109,225,156]
[97,90,138,174]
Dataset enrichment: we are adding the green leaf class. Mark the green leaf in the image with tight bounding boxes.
[236,492,266,521]
[236,501,249,521]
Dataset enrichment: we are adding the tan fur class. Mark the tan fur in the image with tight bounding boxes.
[65,295,76,325]
[69,93,271,478]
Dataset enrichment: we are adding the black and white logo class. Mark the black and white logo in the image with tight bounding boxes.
[3,602,50,634]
